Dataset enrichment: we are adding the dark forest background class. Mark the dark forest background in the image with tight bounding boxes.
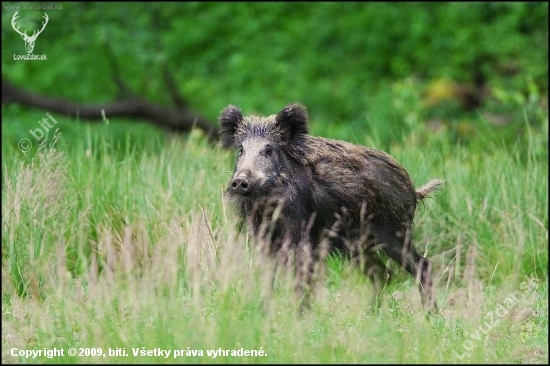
[2,2,548,153]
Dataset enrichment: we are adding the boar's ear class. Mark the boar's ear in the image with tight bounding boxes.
[219,105,244,148]
[275,103,309,143]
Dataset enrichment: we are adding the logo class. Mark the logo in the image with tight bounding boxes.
[11,10,48,54]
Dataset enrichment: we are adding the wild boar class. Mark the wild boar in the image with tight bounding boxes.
[219,103,443,311]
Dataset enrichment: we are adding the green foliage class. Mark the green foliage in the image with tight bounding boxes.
[2,2,547,148]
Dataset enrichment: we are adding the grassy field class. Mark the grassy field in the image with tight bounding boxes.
[1,111,548,364]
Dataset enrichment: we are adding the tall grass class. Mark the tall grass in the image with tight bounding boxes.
[1,121,547,363]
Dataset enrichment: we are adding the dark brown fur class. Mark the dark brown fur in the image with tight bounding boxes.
[219,103,443,311]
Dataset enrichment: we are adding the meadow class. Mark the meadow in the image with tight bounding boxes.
[1,105,547,364]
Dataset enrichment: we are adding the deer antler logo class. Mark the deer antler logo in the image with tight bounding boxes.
[11,11,49,54]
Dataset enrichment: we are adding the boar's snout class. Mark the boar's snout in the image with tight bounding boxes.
[230,171,253,195]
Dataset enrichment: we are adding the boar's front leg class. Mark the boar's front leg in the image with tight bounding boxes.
[362,252,393,311]
[291,213,324,314]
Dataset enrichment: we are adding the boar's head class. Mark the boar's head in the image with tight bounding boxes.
[219,103,309,199]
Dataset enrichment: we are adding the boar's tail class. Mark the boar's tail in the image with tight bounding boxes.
[416,179,445,200]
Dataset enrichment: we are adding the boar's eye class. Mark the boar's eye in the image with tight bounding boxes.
[238,146,243,156]
[264,145,273,156]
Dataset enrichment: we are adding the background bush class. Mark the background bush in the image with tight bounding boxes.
[2,2,547,147]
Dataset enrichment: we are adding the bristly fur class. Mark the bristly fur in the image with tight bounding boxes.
[416,179,445,200]
[234,117,283,146]
[275,103,309,142]
[219,105,243,148]
[219,102,444,312]
[220,102,310,147]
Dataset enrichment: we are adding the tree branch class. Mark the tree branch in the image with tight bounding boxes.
[2,79,219,142]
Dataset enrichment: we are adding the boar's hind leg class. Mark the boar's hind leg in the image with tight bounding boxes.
[375,220,437,311]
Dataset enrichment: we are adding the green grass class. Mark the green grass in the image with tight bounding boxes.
[1,113,548,364]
